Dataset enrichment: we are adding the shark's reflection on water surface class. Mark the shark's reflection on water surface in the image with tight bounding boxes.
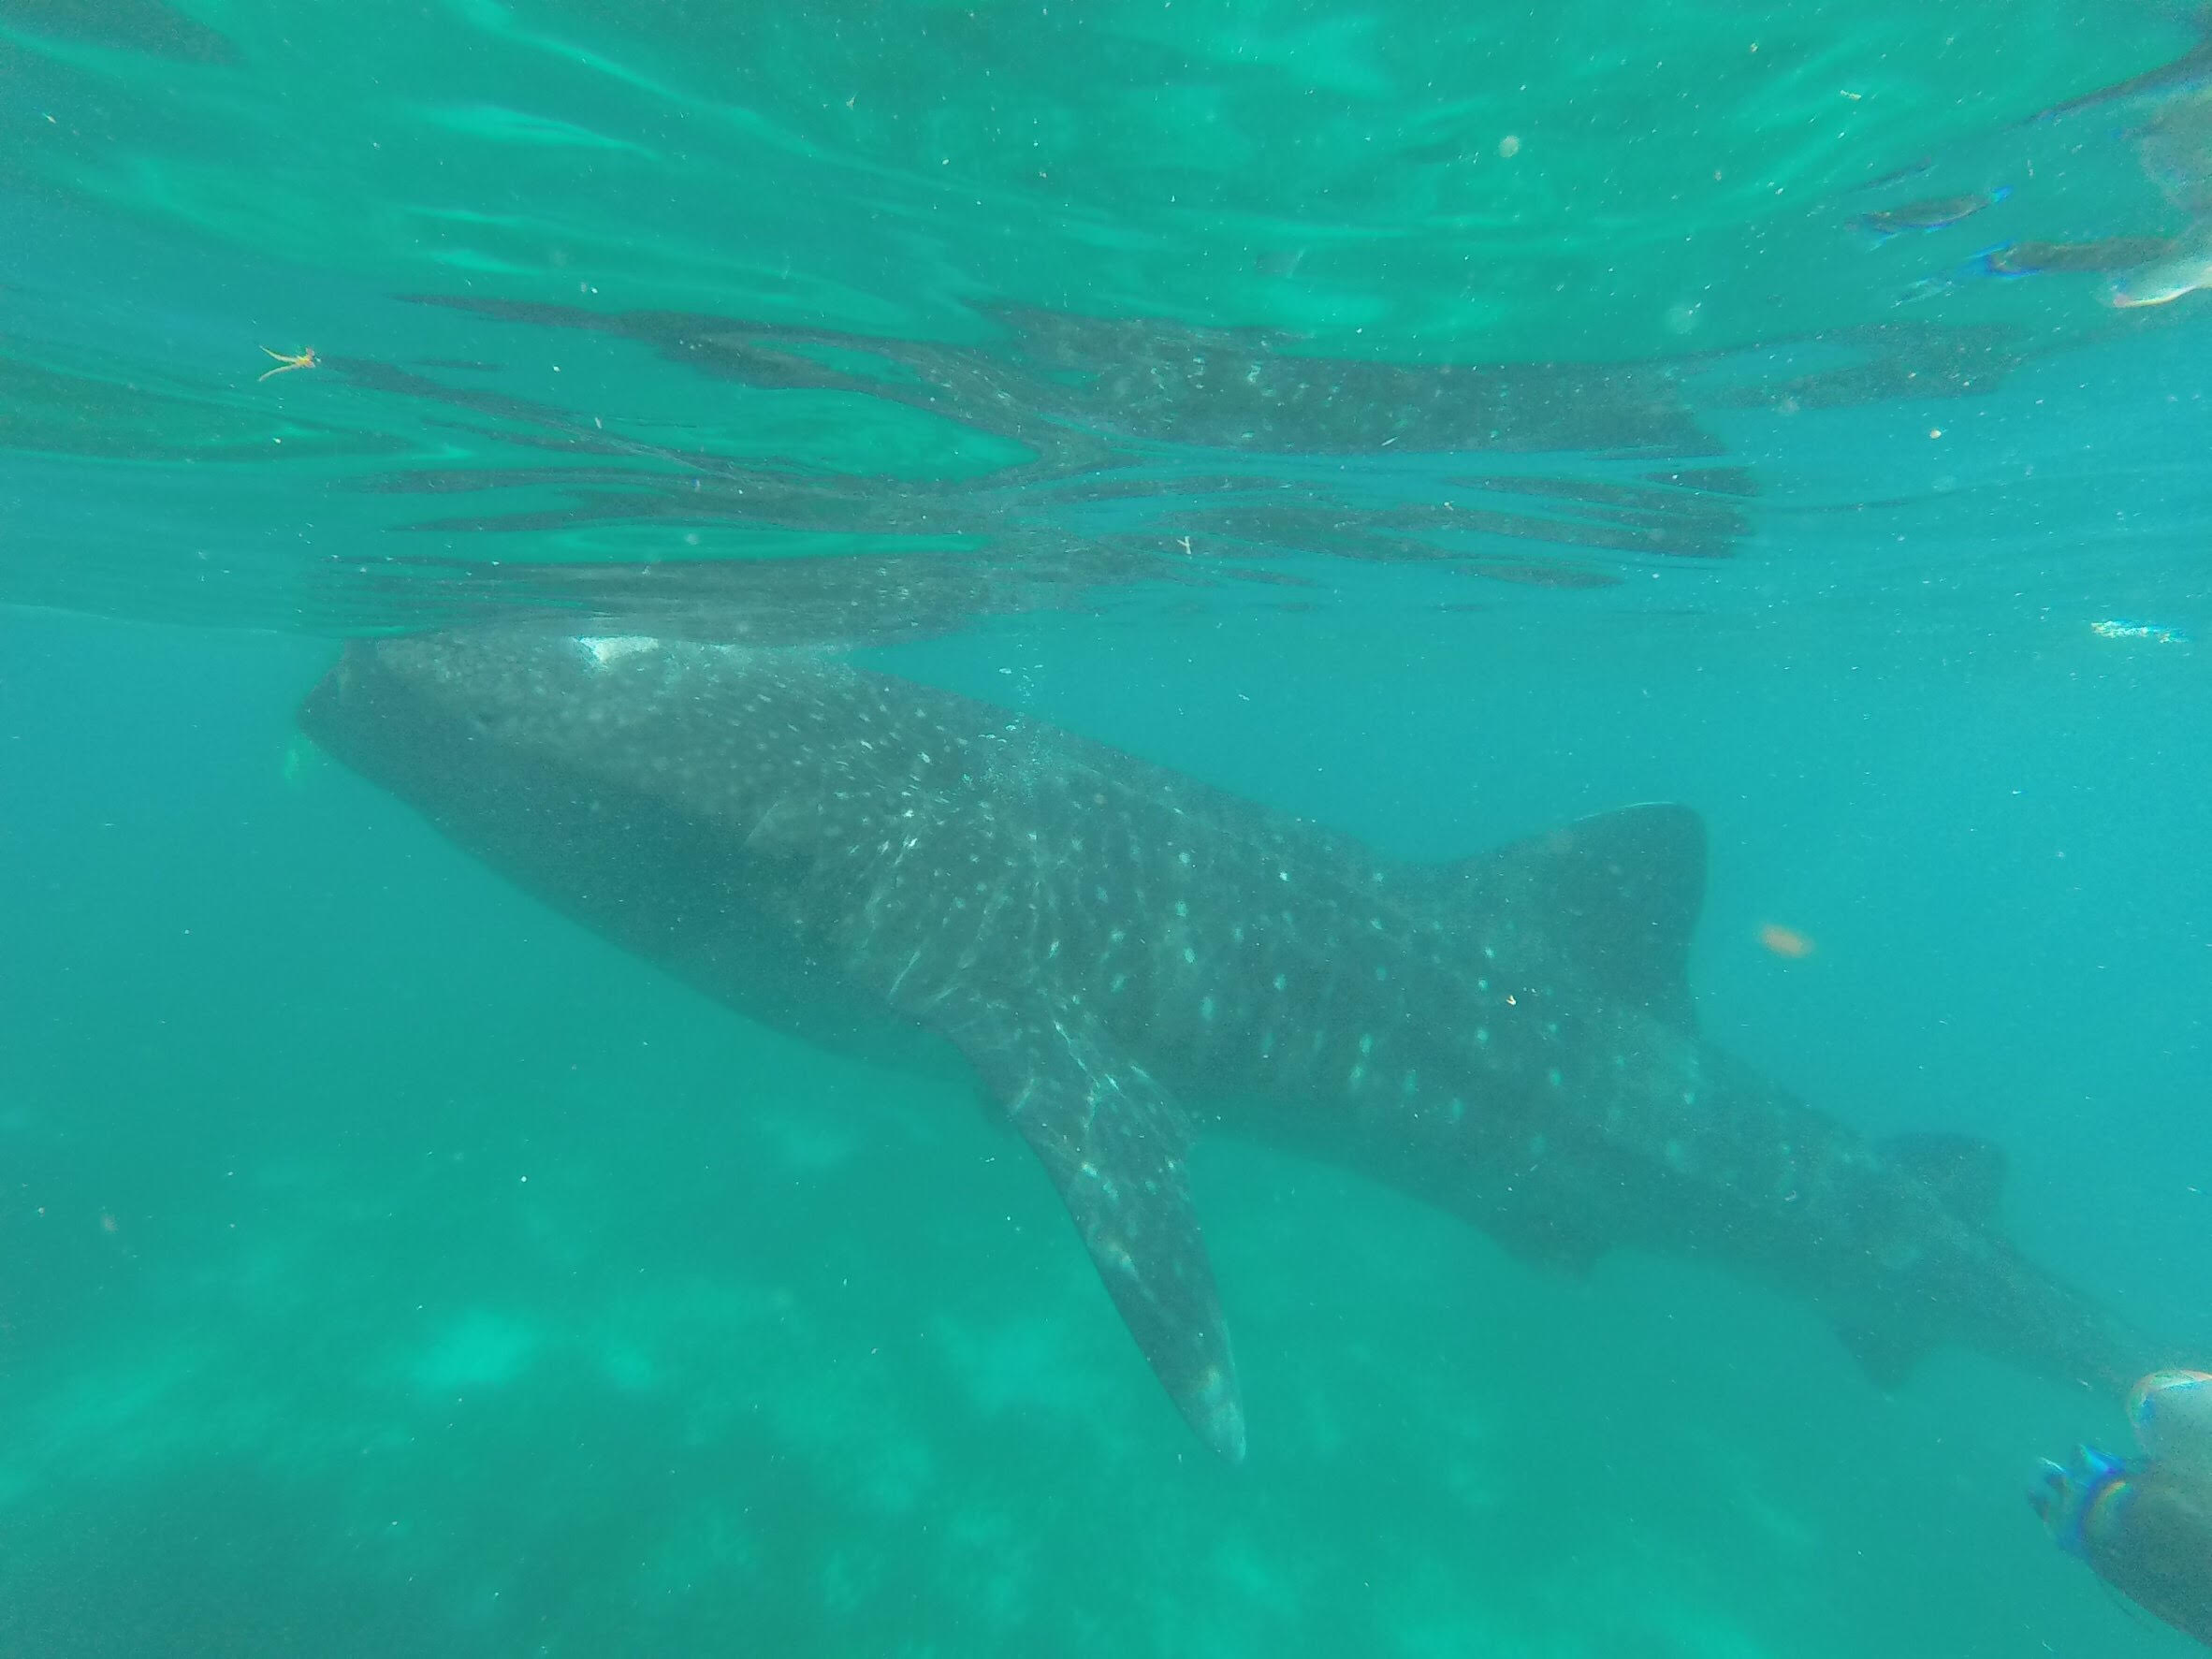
[294,297,2069,645]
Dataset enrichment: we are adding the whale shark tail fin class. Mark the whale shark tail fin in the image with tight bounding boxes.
[1472,803,1708,1033]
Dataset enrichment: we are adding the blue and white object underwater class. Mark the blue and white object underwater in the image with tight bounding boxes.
[2035,1370,2212,1646]
[2132,1370,2212,1480]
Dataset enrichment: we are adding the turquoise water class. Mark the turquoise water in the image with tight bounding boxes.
[4,3,2211,1654]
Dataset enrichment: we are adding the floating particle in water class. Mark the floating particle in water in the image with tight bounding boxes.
[256,344,319,382]
[1758,923,1816,960]
[2091,618,2190,645]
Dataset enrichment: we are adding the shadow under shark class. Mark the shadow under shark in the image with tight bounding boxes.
[300,631,2151,1459]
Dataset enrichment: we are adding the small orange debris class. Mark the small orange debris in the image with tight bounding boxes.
[257,345,318,382]
[1758,923,1816,960]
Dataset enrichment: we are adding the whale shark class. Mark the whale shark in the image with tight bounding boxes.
[300,630,2151,1458]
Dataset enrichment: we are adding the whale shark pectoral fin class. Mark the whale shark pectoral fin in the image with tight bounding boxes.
[1482,803,1708,1032]
[948,1006,1246,1462]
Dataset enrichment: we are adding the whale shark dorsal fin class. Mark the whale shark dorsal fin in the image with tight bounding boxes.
[946,1002,1247,1462]
[1482,803,1707,1033]
[1881,1131,2008,1227]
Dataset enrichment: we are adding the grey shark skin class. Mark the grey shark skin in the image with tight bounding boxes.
[300,632,2149,1458]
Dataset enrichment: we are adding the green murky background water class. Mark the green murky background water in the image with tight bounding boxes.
[4,2,2211,1654]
